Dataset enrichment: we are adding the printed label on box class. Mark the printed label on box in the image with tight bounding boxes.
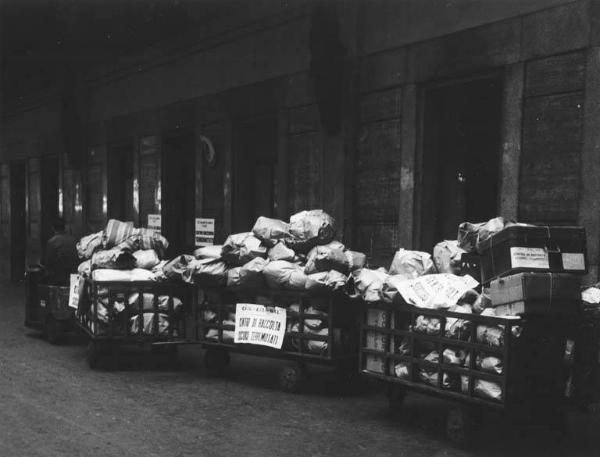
[561,253,586,271]
[510,247,549,269]
[234,303,286,349]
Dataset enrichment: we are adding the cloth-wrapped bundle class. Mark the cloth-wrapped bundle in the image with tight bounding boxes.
[345,250,367,271]
[418,351,455,389]
[474,379,503,401]
[252,216,291,247]
[221,232,267,266]
[351,268,389,303]
[457,216,517,252]
[267,242,296,262]
[389,249,435,279]
[193,245,223,260]
[205,320,235,342]
[304,241,348,275]
[133,249,160,270]
[288,322,329,355]
[103,219,135,249]
[445,304,473,340]
[129,313,173,336]
[91,268,157,282]
[127,293,183,312]
[91,248,136,270]
[305,270,348,292]
[476,354,503,374]
[433,240,465,274]
[180,257,228,285]
[78,260,91,276]
[227,257,268,288]
[77,231,104,260]
[162,255,196,282]
[116,228,169,259]
[287,209,336,253]
[263,260,308,290]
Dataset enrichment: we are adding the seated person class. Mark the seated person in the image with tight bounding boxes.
[43,218,79,285]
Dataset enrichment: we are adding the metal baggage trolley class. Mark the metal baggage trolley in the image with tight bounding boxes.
[78,278,197,369]
[196,286,360,393]
[360,301,570,446]
[24,265,76,344]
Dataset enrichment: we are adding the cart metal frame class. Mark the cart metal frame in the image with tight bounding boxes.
[77,279,198,368]
[196,286,360,392]
[360,301,569,445]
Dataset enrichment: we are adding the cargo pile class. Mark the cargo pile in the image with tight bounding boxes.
[362,216,587,402]
[75,220,181,336]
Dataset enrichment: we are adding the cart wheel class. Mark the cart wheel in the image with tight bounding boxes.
[279,364,307,394]
[86,341,102,369]
[446,407,476,448]
[204,348,230,373]
[44,316,65,345]
[387,385,407,412]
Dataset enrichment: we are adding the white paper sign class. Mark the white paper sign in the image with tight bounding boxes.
[510,247,549,269]
[147,214,161,234]
[562,253,586,271]
[234,303,287,349]
[392,273,479,309]
[195,218,215,247]
[68,274,81,310]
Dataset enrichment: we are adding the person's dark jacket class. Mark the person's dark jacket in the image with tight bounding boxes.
[44,232,79,285]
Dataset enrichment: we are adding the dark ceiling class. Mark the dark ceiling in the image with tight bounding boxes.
[0,0,252,103]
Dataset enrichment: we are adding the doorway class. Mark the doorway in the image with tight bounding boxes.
[162,133,195,256]
[10,161,26,281]
[232,115,278,232]
[107,143,135,222]
[419,75,503,249]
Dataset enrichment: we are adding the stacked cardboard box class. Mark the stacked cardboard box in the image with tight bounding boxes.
[477,225,586,316]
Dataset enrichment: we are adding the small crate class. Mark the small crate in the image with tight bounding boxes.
[489,272,581,316]
[476,225,587,283]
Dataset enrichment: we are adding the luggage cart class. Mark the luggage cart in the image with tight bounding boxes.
[360,301,570,446]
[77,279,197,369]
[196,286,360,393]
[24,265,76,344]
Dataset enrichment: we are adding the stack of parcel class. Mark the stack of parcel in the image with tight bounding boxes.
[75,220,195,367]
[358,217,586,444]
[184,210,363,391]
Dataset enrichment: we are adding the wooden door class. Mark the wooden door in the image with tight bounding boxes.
[162,133,195,256]
[232,116,277,232]
[420,76,502,249]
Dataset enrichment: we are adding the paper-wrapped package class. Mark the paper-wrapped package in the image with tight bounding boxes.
[433,240,465,274]
[389,249,435,279]
[252,216,291,246]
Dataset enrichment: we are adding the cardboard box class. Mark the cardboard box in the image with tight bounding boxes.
[490,272,581,316]
[477,225,587,282]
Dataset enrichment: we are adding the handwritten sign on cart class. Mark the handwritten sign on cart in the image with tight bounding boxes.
[68,274,83,310]
[234,303,287,349]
